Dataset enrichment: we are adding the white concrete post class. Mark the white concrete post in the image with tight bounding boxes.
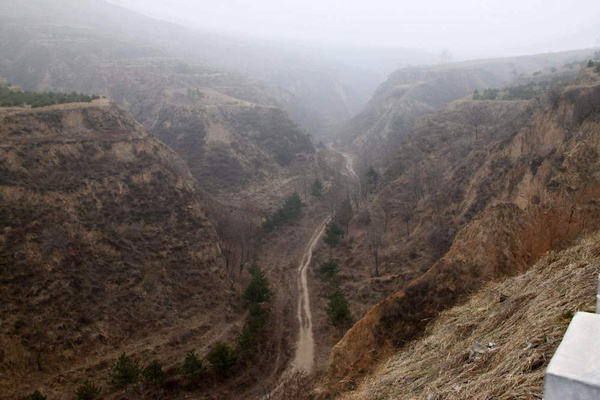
[597,274,600,314]
[544,312,600,400]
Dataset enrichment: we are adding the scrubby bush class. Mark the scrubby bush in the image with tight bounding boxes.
[310,179,324,198]
[142,360,165,393]
[324,221,344,253]
[25,390,47,400]
[110,353,140,391]
[181,351,205,386]
[75,380,101,400]
[207,342,238,376]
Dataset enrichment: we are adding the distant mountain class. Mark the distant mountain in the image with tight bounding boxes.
[0,0,382,137]
[0,0,321,202]
[339,49,593,164]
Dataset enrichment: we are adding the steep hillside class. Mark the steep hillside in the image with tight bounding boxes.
[0,27,316,203]
[0,101,235,399]
[341,230,600,399]
[321,68,600,389]
[341,50,591,164]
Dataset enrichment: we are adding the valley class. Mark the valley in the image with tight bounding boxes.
[2,1,600,400]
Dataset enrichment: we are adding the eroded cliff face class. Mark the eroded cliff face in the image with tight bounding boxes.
[0,101,232,398]
[323,76,600,391]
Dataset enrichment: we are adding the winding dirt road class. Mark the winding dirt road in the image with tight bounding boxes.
[291,218,330,372]
[290,144,358,373]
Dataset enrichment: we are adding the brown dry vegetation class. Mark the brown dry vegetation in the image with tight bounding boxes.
[341,230,600,400]
[322,74,600,390]
[0,102,237,399]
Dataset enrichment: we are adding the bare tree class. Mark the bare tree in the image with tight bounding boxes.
[399,201,414,237]
[468,104,488,140]
[440,49,453,64]
[380,199,393,232]
[425,165,443,202]
[407,168,423,203]
[235,213,260,274]
[367,216,385,277]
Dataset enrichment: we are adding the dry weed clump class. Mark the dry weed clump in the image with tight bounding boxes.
[343,232,600,400]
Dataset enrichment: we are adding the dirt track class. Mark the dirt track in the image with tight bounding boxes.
[291,217,330,372]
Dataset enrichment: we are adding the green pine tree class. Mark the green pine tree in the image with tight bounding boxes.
[142,360,165,394]
[336,198,353,234]
[310,179,324,198]
[26,390,47,400]
[319,259,340,281]
[326,287,352,328]
[76,380,101,400]
[242,264,273,304]
[110,353,140,392]
[324,221,343,256]
[207,342,238,376]
[181,351,206,387]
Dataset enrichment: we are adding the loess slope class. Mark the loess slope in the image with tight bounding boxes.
[0,101,233,399]
[341,230,600,400]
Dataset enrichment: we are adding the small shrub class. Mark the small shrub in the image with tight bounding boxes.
[324,221,344,251]
[75,380,101,400]
[310,179,324,198]
[25,390,47,400]
[142,360,165,393]
[319,260,339,281]
[110,353,140,391]
[207,342,238,376]
[181,351,206,386]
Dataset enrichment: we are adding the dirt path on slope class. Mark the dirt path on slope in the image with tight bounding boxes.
[291,217,330,372]
[292,144,358,373]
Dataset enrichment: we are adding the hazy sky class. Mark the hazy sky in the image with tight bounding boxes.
[109,0,600,58]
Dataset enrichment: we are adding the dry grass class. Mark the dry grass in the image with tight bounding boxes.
[342,231,600,400]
